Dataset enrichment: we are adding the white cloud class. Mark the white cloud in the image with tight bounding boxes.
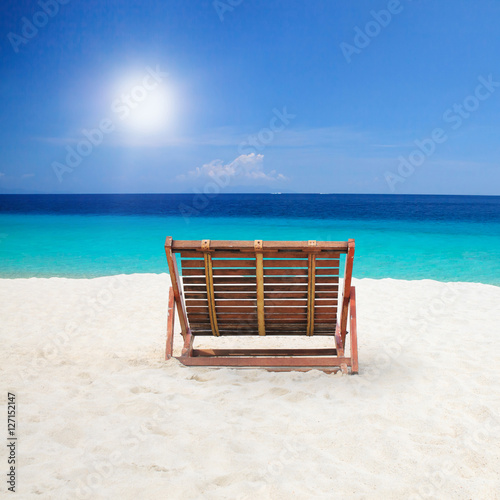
[178,153,287,184]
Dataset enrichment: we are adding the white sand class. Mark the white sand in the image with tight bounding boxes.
[1,274,499,499]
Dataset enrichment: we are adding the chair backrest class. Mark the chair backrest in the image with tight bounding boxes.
[165,238,354,337]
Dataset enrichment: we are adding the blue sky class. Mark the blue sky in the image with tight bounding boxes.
[0,0,499,194]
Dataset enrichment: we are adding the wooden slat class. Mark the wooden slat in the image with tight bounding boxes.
[203,251,219,337]
[180,250,342,259]
[212,259,256,267]
[184,284,257,292]
[264,306,307,314]
[189,321,335,328]
[190,313,256,321]
[187,257,332,269]
[256,317,334,324]
[315,284,339,289]
[173,240,349,252]
[200,303,336,313]
[316,292,338,298]
[262,259,308,267]
[307,251,316,336]
[185,293,337,302]
[185,268,317,276]
[265,325,335,331]
[262,251,341,258]
[212,324,335,330]
[262,292,338,300]
[183,277,256,284]
[264,268,308,276]
[214,268,257,275]
[185,276,339,284]
[181,259,206,268]
[266,277,308,283]
[192,348,338,357]
[184,268,257,276]
[263,315,335,322]
[180,356,352,367]
[189,324,335,332]
[255,252,265,336]
[215,292,256,299]
[185,283,338,292]
[182,268,207,276]
[263,284,308,291]
[313,259,340,267]
[265,292,308,299]
[184,292,208,299]
[215,300,257,307]
[264,314,308,320]
[315,277,339,284]
[190,331,335,336]
[314,299,338,306]
[316,268,339,276]
[186,307,211,314]
[213,277,258,283]
[181,251,242,258]
[264,317,308,322]
[219,292,257,299]
[265,299,308,307]
[185,299,210,307]
[189,306,259,314]
[183,259,256,268]
[189,323,334,329]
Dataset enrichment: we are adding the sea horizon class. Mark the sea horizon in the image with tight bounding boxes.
[1,193,499,285]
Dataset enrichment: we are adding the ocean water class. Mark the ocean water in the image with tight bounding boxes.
[0,194,499,285]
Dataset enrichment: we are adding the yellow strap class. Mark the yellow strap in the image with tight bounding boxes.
[202,240,219,337]
[307,241,316,336]
[255,240,265,336]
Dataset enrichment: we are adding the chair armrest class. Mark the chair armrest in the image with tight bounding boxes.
[349,286,358,374]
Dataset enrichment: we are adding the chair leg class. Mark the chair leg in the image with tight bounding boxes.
[334,325,348,374]
[350,286,358,374]
[165,287,175,360]
[181,332,194,358]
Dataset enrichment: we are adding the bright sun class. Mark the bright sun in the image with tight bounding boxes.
[125,87,171,132]
[111,69,174,134]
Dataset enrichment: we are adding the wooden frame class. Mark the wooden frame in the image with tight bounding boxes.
[165,238,358,374]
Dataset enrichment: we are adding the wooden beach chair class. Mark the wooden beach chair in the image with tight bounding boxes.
[164,238,358,374]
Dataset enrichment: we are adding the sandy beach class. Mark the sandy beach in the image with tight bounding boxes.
[1,273,499,499]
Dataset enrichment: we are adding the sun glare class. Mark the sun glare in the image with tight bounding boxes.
[111,69,175,134]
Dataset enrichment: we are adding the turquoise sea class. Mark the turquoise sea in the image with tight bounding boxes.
[0,194,499,285]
